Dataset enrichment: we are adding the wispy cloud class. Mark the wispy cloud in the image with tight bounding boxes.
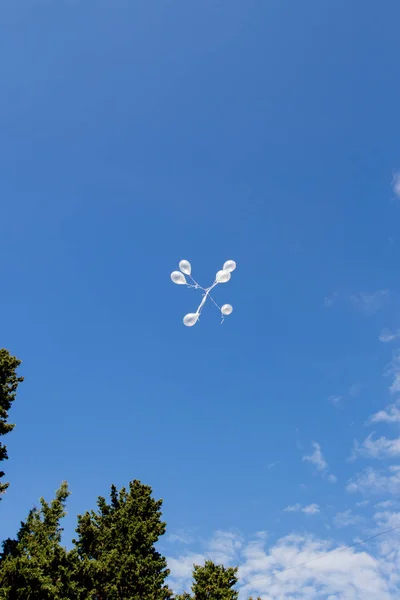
[324,291,339,308]
[324,290,390,315]
[329,394,343,407]
[369,403,400,424]
[393,171,400,199]
[379,328,400,343]
[351,434,400,460]
[267,461,280,470]
[349,383,363,398]
[347,465,400,495]
[355,500,370,508]
[284,503,302,513]
[303,442,327,471]
[284,503,320,515]
[375,500,395,509]
[168,530,194,544]
[302,442,338,484]
[330,384,363,409]
[334,509,364,528]
[386,351,400,394]
[302,442,337,483]
[206,530,243,565]
[374,511,400,538]
[366,356,400,425]
[351,290,390,316]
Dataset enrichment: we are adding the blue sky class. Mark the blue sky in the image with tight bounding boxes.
[1,1,400,597]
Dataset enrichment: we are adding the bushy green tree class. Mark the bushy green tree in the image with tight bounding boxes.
[74,479,172,600]
[178,560,239,600]
[0,348,257,599]
[0,349,23,498]
[0,482,82,599]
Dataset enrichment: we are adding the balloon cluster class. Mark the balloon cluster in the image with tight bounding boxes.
[170,260,236,327]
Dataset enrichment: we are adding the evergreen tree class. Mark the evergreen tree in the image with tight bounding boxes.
[0,349,23,498]
[0,482,82,599]
[74,479,172,600]
[177,560,239,600]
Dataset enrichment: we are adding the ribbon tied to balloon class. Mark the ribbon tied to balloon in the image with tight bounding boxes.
[170,260,236,327]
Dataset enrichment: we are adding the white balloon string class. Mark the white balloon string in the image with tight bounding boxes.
[186,275,205,291]
[206,294,225,324]
[173,262,235,325]
[188,275,201,287]
[207,293,221,311]
[195,281,218,317]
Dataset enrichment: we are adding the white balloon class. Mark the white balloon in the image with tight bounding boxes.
[223,260,236,273]
[179,260,191,275]
[221,304,233,315]
[183,313,199,327]
[171,271,187,285]
[216,269,231,283]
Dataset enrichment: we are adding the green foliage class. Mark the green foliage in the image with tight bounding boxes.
[179,560,239,600]
[0,482,83,599]
[0,349,23,497]
[0,348,259,599]
[0,478,173,599]
[74,479,172,600]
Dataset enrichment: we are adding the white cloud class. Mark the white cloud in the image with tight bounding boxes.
[303,442,327,471]
[267,461,279,470]
[324,291,339,308]
[324,291,390,315]
[355,500,370,508]
[352,434,400,460]
[284,503,320,515]
[334,509,363,528]
[347,465,400,495]
[167,530,242,593]
[168,551,207,584]
[330,384,363,409]
[284,504,302,513]
[379,329,400,343]
[393,171,400,198]
[391,377,400,395]
[168,530,194,544]
[206,530,243,565]
[351,290,389,315]
[302,442,337,482]
[349,383,363,398]
[329,395,342,407]
[375,501,395,509]
[387,352,400,394]
[302,503,320,515]
[374,510,400,529]
[369,403,400,424]
[168,528,400,599]
[366,356,400,427]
